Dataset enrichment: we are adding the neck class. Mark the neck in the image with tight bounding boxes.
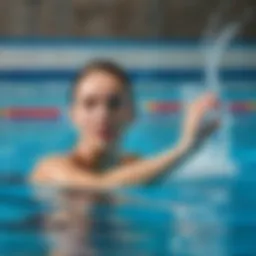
[73,139,120,170]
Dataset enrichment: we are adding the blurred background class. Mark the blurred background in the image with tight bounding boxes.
[0,0,255,37]
[0,0,255,255]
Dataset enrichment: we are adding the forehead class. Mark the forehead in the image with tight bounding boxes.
[75,71,125,97]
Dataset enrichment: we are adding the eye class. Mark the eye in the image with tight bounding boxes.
[107,95,123,110]
[83,97,97,109]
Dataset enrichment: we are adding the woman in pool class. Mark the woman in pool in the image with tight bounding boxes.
[31,60,218,189]
[30,60,218,256]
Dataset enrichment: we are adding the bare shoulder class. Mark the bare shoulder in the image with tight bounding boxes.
[30,154,71,184]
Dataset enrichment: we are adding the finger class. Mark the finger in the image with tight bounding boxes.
[198,92,215,102]
[202,93,217,108]
[192,93,216,111]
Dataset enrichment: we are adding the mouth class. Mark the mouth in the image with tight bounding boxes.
[97,128,116,141]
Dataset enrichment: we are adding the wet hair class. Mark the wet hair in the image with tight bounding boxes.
[70,59,132,102]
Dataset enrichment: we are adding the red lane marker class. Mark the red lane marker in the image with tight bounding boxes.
[8,107,60,120]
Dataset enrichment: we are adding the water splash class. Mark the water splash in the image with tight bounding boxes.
[204,22,241,162]
[205,5,254,94]
[170,19,249,180]
[204,22,241,94]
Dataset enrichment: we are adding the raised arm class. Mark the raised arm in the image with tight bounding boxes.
[31,93,218,190]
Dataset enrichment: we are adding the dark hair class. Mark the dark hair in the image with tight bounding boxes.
[70,60,132,102]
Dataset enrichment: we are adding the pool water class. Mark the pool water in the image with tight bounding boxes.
[1,176,256,255]
[1,78,256,255]
[0,42,256,255]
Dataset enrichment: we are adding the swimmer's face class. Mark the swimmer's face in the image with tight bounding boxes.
[70,71,133,150]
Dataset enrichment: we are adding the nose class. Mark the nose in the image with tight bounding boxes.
[97,104,113,123]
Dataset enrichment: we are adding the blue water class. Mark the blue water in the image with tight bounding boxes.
[1,177,256,255]
[0,48,256,254]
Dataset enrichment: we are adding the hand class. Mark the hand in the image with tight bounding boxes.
[180,93,219,151]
